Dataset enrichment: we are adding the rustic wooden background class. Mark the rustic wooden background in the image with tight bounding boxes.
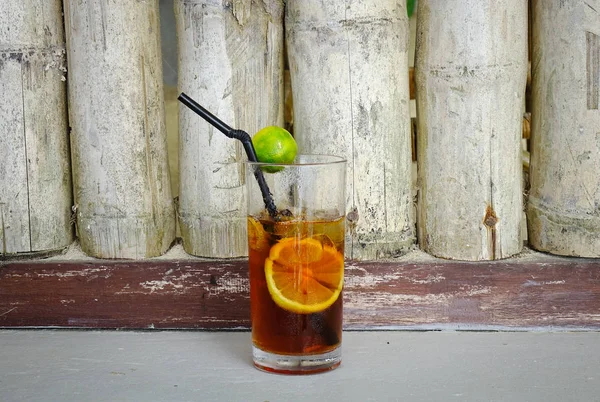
[2,250,599,330]
[1,1,599,330]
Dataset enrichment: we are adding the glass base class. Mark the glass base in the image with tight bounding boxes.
[252,345,341,375]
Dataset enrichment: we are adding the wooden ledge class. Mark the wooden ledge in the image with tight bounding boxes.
[1,247,599,330]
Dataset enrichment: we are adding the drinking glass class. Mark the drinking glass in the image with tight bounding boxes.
[245,154,346,374]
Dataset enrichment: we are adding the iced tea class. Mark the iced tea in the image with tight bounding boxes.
[245,154,346,374]
[248,213,345,373]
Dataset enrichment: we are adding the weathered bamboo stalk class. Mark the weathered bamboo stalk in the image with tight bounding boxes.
[415,0,528,260]
[175,0,284,257]
[64,0,175,259]
[0,1,73,257]
[286,0,415,260]
[528,0,600,257]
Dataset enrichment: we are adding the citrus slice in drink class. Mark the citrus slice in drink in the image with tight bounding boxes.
[247,217,268,251]
[264,237,344,314]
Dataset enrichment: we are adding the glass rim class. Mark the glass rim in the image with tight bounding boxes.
[244,154,347,167]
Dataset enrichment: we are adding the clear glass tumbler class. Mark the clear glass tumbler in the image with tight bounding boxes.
[245,154,346,374]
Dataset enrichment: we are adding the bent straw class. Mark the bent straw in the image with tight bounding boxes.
[179,93,339,346]
[177,92,278,218]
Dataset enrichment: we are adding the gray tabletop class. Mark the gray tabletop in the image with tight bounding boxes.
[1,330,598,401]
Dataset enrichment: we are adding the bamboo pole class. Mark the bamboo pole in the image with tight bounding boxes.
[528,0,600,257]
[64,0,176,259]
[175,0,284,258]
[415,0,528,260]
[286,0,415,260]
[0,1,73,257]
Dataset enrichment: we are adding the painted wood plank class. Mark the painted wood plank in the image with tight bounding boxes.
[286,0,415,260]
[64,0,175,259]
[0,0,73,256]
[0,55,30,254]
[528,0,600,257]
[1,254,599,329]
[415,0,528,260]
[175,0,285,258]
[3,331,600,401]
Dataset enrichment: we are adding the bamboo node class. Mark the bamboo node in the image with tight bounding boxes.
[483,206,499,228]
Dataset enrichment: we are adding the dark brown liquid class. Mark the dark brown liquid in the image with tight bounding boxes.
[248,216,344,355]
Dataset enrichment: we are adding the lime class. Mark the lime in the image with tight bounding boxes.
[252,126,297,173]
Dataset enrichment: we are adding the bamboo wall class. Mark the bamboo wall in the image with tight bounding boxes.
[1,0,598,261]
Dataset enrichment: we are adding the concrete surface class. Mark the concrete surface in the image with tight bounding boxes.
[1,331,599,401]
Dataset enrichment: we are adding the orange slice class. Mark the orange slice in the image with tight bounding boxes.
[264,237,344,314]
[247,217,268,251]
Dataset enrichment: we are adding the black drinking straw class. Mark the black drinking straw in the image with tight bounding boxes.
[178,92,278,218]
[179,93,339,347]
